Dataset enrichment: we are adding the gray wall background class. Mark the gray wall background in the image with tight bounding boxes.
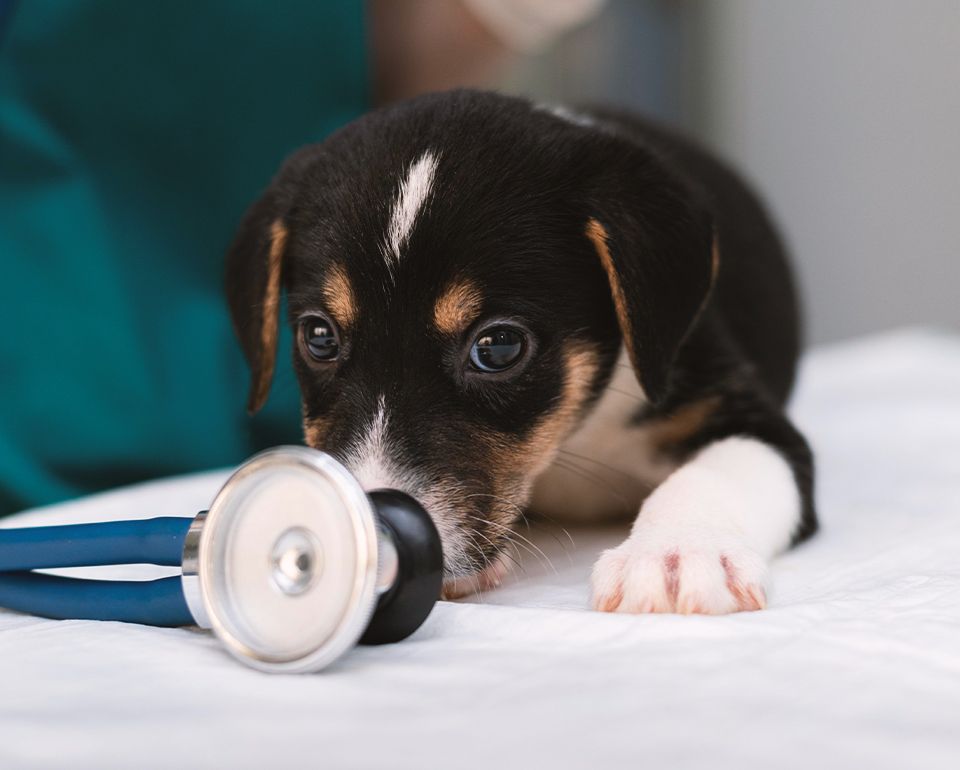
[505,0,960,345]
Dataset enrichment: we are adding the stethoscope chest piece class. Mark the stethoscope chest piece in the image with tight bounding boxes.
[0,446,443,673]
[184,447,385,672]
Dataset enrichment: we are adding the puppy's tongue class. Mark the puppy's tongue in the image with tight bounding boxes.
[440,555,512,600]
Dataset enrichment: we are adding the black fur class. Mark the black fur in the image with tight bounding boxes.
[592,110,817,542]
[225,89,817,575]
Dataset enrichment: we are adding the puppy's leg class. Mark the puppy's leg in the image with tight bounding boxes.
[591,406,814,615]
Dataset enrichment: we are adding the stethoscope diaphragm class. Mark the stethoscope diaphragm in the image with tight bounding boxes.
[185,446,384,672]
[0,446,443,673]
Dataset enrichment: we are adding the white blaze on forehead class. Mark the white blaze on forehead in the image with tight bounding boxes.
[383,151,439,265]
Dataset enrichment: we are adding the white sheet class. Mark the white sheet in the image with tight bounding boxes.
[2,328,959,769]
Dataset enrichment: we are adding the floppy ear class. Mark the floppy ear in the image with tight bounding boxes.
[225,188,288,415]
[584,150,718,404]
[225,146,325,414]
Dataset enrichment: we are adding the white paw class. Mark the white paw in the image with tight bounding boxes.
[591,532,768,615]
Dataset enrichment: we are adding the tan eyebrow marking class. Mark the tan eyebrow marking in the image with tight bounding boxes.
[322,263,357,327]
[433,279,484,335]
[585,218,637,374]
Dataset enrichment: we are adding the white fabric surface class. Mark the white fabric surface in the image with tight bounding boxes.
[1,328,959,769]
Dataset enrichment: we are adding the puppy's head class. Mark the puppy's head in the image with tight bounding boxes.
[225,91,715,584]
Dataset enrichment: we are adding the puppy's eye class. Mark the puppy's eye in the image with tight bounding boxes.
[300,315,340,362]
[469,326,525,372]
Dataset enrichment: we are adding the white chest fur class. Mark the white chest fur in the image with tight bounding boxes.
[529,348,677,523]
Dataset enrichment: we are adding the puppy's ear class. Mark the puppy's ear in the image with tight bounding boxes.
[225,146,324,414]
[584,148,718,404]
[225,191,287,415]
[226,158,309,415]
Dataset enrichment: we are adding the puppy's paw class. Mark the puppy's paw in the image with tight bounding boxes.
[590,533,768,615]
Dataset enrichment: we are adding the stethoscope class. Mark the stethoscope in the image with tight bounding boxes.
[0,446,443,673]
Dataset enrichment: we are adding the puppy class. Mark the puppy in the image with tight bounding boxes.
[225,89,816,615]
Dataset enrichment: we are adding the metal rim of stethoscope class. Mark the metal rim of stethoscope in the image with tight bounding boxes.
[181,446,381,674]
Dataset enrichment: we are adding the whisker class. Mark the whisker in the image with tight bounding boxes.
[520,511,577,558]
[519,512,576,563]
[606,385,646,402]
[514,509,574,560]
[464,511,557,575]
[500,531,551,571]
[551,458,633,510]
[552,455,616,488]
[463,511,541,562]
[463,492,574,563]
[462,534,486,602]
[556,448,655,492]
[469,523,525,575]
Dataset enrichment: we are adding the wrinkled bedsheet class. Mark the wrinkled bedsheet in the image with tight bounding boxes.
[1,328,958,769]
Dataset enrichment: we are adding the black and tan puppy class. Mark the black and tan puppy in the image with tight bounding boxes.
[226,89,816,615]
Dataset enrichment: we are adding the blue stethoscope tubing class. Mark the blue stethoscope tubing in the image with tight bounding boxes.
[0,447,444,673]
[0,517,194,626]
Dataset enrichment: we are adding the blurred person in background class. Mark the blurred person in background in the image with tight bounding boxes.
[0,0,604,516]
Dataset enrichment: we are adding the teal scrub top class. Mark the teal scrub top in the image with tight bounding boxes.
[0,0,369,515]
